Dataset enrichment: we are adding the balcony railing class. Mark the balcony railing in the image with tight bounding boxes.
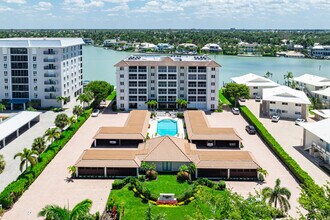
[45,88,57,92]
[44,80,57,85]
[44,73,58,77]
[312,142,330,156]
[45,95,56,99]
[44,66,57,70]
[43,51,56,55]
[44,58,56,62]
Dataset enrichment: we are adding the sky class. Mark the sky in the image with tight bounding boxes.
[0,0,329,29]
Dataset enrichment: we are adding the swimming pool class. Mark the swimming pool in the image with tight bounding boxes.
[157,119,178,136]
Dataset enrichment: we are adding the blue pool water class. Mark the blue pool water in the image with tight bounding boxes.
[157,119,178,136]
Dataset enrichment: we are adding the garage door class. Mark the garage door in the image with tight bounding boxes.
[106,168,137,177]
[197,169,228,178]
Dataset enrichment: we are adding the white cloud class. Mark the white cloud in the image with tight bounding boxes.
[34,1,53,11]
[0,5,12,11]
[105,2,129,12]
[1,0,26,4]
[62,0,104,13]
[134,0,184,13]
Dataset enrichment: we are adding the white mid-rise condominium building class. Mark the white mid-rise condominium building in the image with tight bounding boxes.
[0,38,84,109]
[115,55,220,110]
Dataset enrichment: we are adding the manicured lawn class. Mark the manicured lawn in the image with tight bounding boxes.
[106,90,116,101]
[218,89,232,105]
[144,175,191,196]
[108,176,226,220]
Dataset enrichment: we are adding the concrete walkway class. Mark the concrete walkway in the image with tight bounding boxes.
[2,111,130,219]
[244,100,329,186]
[206,111,302,218]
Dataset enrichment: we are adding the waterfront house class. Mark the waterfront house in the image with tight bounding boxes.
[237,42,259,53]
[201,43,222,52]
[309,45,330,58]
[312,87,330,108]
[138,43,157,52]
[231,73,279,98]
[156,43,174,52]
[261,86,311,119]
[293,73,330,97]
[300,118,330,166]
[115,54,220,110]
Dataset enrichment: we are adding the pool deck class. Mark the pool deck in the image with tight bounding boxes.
[148,116,185,139]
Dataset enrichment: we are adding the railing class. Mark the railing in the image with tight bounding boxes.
[45,96,56,99]
[44,81,57,85]
[43,51,56,55]
[45,88,57,92]
[43,58,56,62]
[44,66,57,70]
[44,73,57,77]
[312,142,330,156]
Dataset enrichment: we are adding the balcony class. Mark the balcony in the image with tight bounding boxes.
[45,95,56,99]
[312,142,330,156]
[44,73,58,77]
[43,51,56,55]
[44,66,57,70]
[44,58,56,62]
[45,87,57,92]
[44,80,57,85]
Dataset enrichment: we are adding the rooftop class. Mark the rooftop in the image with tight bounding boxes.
[312,87,330,97]
[262,86,311,104]
[76,136,259,170]
[0,111,42,142]
[93,110,150,140]
[300,118,330,144]
[0,38,84,48]
[293,74,330,87]
[115,55,221,67]
[311,109,330,119]
[231,73,279,87]
[184,110,242,141]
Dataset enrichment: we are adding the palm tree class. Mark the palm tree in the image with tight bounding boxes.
[67,165,77,178]
[264,71,273,79]
[56,96,64,106]
[76,92,93,108]
[257,168,269,182]
[181,99,188,110]
[14,148,38,172]
[0,154,6,174]
[0,103,6,112]
[284,72,294,87]
[188,163,197,180]
[146,100,158,110]
[67,116,77,127]
[73,105,83,117]
[32,137,47,155]
[55,113,69,130]
[176,99,183,109]
[38,199,93,220]
[44,127,61,143]
[262,178,291,216]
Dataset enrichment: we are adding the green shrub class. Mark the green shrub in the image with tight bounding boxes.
[138,175,146,182]
[218,180,226,190]
[177,112,184,118]
[0,109,92,209]
[177,171,189,181]
[195,178,215,188]
[146,170,157,180]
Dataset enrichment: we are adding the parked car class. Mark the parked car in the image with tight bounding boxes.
[239,97,246,102]
[232,108,240,115]
[295,118,306,125]
[245,125,256,134]
[271,114,280,122]
[91,109,100,117]
[255,96,261,102]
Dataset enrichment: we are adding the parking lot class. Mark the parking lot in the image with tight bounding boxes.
[205,110,302,218]
[244,100,329,186]
[2,110,129,219]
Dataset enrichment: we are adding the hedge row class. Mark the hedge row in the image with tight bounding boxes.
[239,105,315,187]
[0,109,92,209]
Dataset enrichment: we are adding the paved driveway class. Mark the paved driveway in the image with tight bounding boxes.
[205,111,302,218]
[244,100,329,186]
[2,111,130,219]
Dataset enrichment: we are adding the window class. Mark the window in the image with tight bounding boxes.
[198,96,206,102]
[34,93,38,98]
[211,97,215,101]
[4,71,7,76]
[120,74,124,78]
[5,93,8,98]
[180,80,184,83]
[158,82,167,87]
[34,86,37,91]
[253,86,258,89]
[120,82,124,85]
[4,85,8,90]
[151,80,155,83]
[295,111,301,115]
[151,73,155,76]
[168,82,176,87]
[180,73,184,76]
[151,66,155,69]
[211,104,215,109]
[295,103,302,106]
[168,66,177,72]
[188,66,197,72]
[33,71,37,76]
[211,75,215,78]
[211,90,215,93]
[120,96,124,100]
[211,82,215,86]
[33,64,37,69]
[120,89,124,93]
[3,56,7,61]
[188,96,196,102]
[158,66,167,72]
[33,56,36,61]
[151,94,155,98]
[188,75,196,80]
[281,110,288,113]
[119,67,124,70]
[180,87,184,91]
[282,102,288,105]
[180,67,184,70]
[151,87,155,90]
[270,101,276,104]
[34,79,37,83]
[120,104,124,108]
[4,64,7,68]
[211,67,215,71]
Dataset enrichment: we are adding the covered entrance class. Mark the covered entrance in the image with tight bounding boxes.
[8,99,30,110]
